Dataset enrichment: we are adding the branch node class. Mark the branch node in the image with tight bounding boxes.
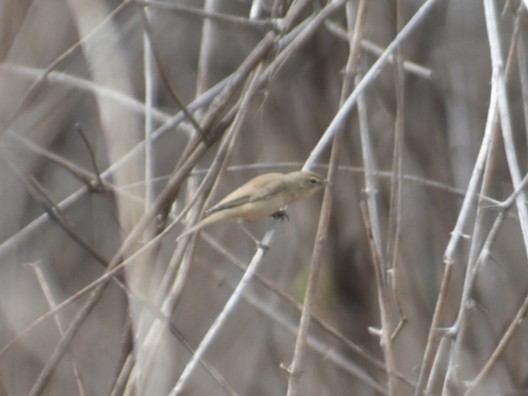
[368,326,382,338]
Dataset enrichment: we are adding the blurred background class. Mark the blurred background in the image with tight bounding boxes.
[1,0,528,395]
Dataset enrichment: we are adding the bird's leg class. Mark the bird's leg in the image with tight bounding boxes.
[235,221,270,253]
[271,208,289,222]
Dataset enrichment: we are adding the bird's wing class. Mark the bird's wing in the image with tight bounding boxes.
[206,195,253,214]
[206,175,287,215]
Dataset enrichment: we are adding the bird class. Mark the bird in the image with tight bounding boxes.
[177,170,326,241]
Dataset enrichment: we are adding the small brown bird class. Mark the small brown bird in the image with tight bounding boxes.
[177,171,326,241]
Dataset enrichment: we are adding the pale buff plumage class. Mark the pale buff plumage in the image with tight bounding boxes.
[177,171,326,241]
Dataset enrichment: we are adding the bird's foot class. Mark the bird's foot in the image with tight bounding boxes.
[272,209,289,222]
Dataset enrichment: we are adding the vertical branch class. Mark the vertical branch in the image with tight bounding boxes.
[357,76,383,266]
[417,265,453,395]
[386,0,405,265]
[123,7,157,393]
[271,0,287,18]
[386,0,407,341]
[196,0,218,97]
[357,81,396,394]
[143,8,155,210]
[425,335,452,394]
[485,0,528,253]
[250,0,265,19]
[515,11,528,147]
[350,7,395,390]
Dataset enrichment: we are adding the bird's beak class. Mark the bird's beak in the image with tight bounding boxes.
[324,179,332,186]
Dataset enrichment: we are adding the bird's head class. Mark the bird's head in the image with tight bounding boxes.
[288,171,327,198]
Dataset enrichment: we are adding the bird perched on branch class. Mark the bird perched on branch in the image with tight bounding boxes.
[177,170,327,241]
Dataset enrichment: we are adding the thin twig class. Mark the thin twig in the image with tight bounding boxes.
[413,258,454,396]
[75,123,105,191]
[108,320,134,396]
[196,0,223,97]
[360,199,396,395]
[515,11,528,147]
[348,9,394,388]
[143,7,156,211]
[1,62,171,124]
[271,0,287,18]
[6,132,103,193]
[5,132,144,208]
[133,0,278,31]
[385,0,408,343]
[324,20,433,79]
[425,334,452,394]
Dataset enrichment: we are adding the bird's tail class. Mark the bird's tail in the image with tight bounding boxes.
[176,211,226,241]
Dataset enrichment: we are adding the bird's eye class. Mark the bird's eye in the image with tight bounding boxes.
[310,178,318,184]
